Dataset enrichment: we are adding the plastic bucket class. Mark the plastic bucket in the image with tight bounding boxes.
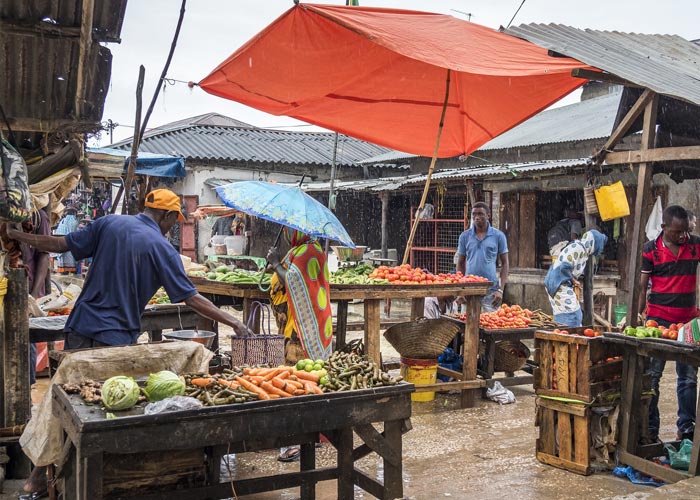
[614,305,627,325]
[225,235,246,256]
[400,356,438,402]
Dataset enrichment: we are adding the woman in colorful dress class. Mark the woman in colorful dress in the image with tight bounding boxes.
[267,227,332,461]
[544,229,607,327]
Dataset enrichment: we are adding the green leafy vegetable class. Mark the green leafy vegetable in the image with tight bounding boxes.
[143,370,186,402]
[102,376,140,411]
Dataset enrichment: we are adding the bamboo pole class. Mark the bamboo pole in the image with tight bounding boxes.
[402,69,451,265]
[122,65,145,214]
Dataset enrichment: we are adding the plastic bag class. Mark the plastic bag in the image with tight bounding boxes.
[486,381,515,405]
[678,319,700,345]
[612,465,664,486]
[41,283,81,312]
[594,181,630,221]
[144,395,203,415]
[0,138,32,223]
[665,438,693,471]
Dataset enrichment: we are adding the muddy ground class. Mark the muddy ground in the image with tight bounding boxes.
[2,300,698,499]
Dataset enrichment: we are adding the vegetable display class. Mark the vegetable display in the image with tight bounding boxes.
[101,376,141,411]
[189,267,272,284]
[148,288,171,305]
[369,264,489,284]
[330,263,389,284]
[142,370,186,402]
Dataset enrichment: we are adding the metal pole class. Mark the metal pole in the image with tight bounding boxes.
[325,132,339,254]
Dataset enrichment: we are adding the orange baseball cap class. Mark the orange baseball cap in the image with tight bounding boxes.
[144,189,186,221]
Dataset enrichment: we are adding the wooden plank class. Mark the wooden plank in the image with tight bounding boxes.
[410,297,425,320]
[77,450,103,500]
[536,452,591,476]
[413,380,485,392]
[618,450,689,484]
[595,88,655,164]
[604,145,700,165]
[537,397,588,417]
[487,375,534,387]
[518,192,537,268]
[573,414,590,466]
[364,299,381,365]
[555,342,570,394]
[335,300,349,350]
[689,397,700,476]
[300,441,316,500]
[537,406,556,455]
[3,268,30,428]
[74,0,95,119]
[576,343,590,397]
[337,428,355,500]
[353,424,401,467]
[461,296,481,408]
[568,343,578,394]
[571,68,642,88]
[538,340,553,390]
[436,366,462,379]
[352,469,385,500]
[625,93,658,327]
[618,350,642,454]
[558,411,573,461]
[383,420,403,500]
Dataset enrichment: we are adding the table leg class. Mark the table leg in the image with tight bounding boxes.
[364,299,381,365]
[336,300,349,351]
[337,428,354,500]
[410,298,424,320]
[383,419,403,499]
[486,337,496,379]
[300,441,316,500]
[618,349,643,455]
[689,390,700,475]
[243,298,261,333]
[75,450,103,500]
[149,329,163,342]
[460,296,481,408]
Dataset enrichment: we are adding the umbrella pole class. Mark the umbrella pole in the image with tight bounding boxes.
[401,69,451,265]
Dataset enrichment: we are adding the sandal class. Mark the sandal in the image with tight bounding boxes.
[19,490,48,500]
[277,446,301,462]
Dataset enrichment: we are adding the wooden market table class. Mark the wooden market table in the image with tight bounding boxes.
[602,332,700,483]
[193,278,491,407]
[52,382,413,500]
[442,315,536,389]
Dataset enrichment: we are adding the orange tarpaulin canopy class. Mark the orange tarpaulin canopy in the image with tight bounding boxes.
[200,3,594,158]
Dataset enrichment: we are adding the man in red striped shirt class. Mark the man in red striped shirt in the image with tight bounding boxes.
[640,205,700,442]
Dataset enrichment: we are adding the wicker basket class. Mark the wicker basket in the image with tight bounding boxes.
[383,318,461,359]
[230,301,285,366]
[494,340,531,372]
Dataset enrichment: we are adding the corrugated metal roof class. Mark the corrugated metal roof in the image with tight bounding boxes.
[112,124,393,167]
[505,24,700,106]
[1,0,127,150]
[207,159,588,193]
[480,90,620,150]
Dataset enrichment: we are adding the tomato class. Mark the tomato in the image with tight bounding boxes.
[583,328,595,337]
[645,320,659,328]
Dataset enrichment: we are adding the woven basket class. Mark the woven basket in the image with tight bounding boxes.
[230,301,285,366]
[383,318,461,359]
[494,340,531,373]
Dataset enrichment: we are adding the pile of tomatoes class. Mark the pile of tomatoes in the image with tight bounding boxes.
[647,320,683,340]
[479,304,533,329]
[552,327,600,337]
[368,264,489,285]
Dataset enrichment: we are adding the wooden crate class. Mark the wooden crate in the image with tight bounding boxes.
[536,397,591,475]
[534,328,625,403]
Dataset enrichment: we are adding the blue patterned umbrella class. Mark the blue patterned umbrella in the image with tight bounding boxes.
[215,181,355,248]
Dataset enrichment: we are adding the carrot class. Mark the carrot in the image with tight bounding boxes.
[284,379,304,390]
[235,376,270,400]
[293,389,306,396]
[243,367,257,376]
[276,370,291,380]
[217,379,240,389]
[262,368,283,381]
[303,381,323,395]
[261,381,292,398]
[190,377,216,387]
[293,370,320,383]
[247,376,265,385]
[255,368,275,377]
[270,378,298,396]
[268,394,280,399]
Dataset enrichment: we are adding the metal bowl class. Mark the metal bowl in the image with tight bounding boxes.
[163,330,216,349]
[331,245,367,262]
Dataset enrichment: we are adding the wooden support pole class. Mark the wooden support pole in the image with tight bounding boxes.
[122,65,145,214]
[604,145,700,165]
[582,210,596,326]
[625,93,658,327]
[3,268,30,427]
[402,69,451,265]
[380,192,389,259]
[74,0,95,120]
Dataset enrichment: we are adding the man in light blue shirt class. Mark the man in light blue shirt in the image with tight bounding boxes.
[456,202,510,312]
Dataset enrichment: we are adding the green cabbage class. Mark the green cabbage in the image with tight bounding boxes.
[143,370,185,402]
[102,376,140,411]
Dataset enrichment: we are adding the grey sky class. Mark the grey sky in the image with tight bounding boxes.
[95,0,698,146]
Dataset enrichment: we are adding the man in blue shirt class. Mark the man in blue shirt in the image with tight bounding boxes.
[7,189,249,348]
[456,202,510,312]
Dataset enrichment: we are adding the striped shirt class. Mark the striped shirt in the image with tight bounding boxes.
[641,234,700,323]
